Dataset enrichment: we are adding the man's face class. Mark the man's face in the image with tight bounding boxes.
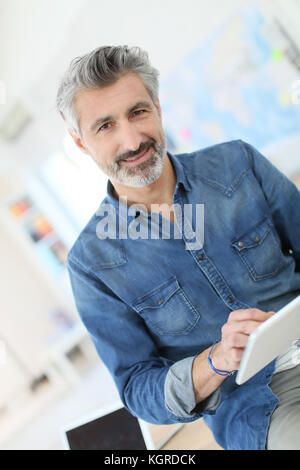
[71,73,166,188]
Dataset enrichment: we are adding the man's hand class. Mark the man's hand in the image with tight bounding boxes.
[212,308,275,372]
[192,308,276,405]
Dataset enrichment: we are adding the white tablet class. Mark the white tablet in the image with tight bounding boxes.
[236,295,300,385]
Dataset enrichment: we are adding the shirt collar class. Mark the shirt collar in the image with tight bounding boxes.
[168,150,191,193]
[105,150,191,210]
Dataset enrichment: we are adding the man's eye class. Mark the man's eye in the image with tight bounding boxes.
[98,122,111,132]
[133,109,146,116]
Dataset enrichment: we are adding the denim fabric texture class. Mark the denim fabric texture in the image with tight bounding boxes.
[67,140,300,450]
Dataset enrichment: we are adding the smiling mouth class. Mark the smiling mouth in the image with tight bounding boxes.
[121,146,151,165]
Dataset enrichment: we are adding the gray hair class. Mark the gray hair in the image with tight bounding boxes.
[56,45,160,136]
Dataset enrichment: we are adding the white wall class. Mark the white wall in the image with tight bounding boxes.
[0,0,86,121]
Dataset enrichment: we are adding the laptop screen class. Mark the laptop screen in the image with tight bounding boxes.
[65,407,148,450]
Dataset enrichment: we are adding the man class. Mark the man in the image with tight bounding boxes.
[56,45,300,450]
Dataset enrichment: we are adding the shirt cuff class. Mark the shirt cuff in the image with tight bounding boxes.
[164,355,221,419]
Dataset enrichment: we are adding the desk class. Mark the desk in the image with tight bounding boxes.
[149,419,222,450]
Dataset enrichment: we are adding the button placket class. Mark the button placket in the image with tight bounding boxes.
[191,249,252,310]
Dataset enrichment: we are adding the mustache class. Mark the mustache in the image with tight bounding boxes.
[116,139,156,163]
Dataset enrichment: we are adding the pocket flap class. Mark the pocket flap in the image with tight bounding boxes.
[231,216,272,252]
[132,277,180,312]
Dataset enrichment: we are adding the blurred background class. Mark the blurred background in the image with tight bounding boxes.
[0,0,299,450]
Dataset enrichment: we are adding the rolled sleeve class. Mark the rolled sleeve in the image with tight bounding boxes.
[164,355,221,419]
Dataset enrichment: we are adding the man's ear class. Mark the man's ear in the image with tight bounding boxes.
[68,129,90,155]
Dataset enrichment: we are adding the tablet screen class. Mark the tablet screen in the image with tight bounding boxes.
[65,407,148,450]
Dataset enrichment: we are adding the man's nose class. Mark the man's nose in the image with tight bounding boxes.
[118,121,142,153]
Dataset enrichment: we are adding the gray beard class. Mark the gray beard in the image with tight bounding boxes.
[106,141,166,188]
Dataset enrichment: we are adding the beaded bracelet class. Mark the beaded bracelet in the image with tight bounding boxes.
[207,341,234,377]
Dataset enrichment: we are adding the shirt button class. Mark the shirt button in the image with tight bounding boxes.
[157,299,163,305]
[198,254,204,260]
[254,236,260,242]
[227,297,233,304]
[238,242,244,247]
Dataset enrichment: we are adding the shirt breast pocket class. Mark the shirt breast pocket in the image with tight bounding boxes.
[231,216,290,281]
[132,276,200,336]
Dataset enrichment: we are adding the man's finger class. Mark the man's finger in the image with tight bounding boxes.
[228,308,275,323]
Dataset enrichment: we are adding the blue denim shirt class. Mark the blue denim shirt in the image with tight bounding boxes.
[67,140,300,450]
